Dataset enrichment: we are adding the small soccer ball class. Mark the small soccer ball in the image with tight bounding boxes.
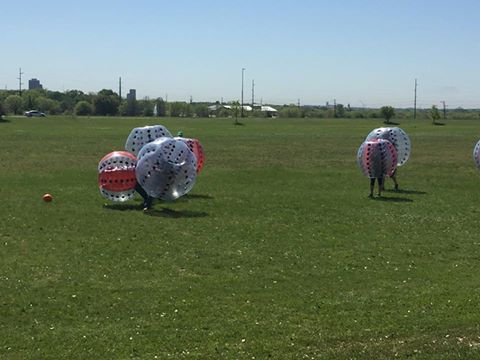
[43,193,53,202]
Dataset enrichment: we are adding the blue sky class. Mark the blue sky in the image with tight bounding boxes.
[2,0,479,107]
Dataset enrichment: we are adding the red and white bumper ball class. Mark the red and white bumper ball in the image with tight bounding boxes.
[174,136,205,174]
[98,151,137,202]
[357,139,397,178]
[365,127,411,166]
[136,137,197,201]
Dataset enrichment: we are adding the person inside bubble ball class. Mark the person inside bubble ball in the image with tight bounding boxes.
[380,169,399,192]
[135,183,154,211]
[370,176,385,197]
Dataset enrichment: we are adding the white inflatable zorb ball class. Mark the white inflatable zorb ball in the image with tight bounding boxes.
[125,125,172,156]
[474,140,480,168]
[357,139,397,178]
[366,127,411,166]
[135,137,197,201]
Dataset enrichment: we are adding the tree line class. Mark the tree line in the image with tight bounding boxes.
[0,88,477,120]
[0,89,211,118]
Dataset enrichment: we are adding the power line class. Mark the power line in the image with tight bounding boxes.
[251,79,255,108]
[18,68,23,96]
[413,78,417,120]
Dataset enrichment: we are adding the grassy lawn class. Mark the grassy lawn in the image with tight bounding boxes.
[1,115,480,359]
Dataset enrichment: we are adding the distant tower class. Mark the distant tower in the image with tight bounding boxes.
[126,89,136,101]
[413,78,418,120]
[18,68,23,95]
[119,77,122,100]
[251,79,255,108]
[28,78,43,90]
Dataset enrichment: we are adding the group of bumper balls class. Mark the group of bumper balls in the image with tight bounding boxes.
[357,127,411,195]
[98,125,204,204]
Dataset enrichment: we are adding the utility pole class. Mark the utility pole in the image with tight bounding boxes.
[119,77,122,101]
[413,78,417,120]
[18,68,23,96]
[333,99,337,117]
[189,95,193,104]
[241,68,245,117]
[251,79,255,109]
[297,99,300,108]
[441,100,446,120]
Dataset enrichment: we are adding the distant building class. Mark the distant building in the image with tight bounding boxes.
[260,105,278,117]
[28,78,43,90]
[126,89,136,101]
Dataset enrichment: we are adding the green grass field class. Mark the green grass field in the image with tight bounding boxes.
[1,115,480,359]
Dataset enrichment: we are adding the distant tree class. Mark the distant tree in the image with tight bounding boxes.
[169,102,185,117]
[231,101,240,124]
[279,105,303,118]
[0,101,5,117]
[380,106,395,124]
[4,95,23,114]
[183,103,193,117]
[155,98,166,117]
[74,101,93,116]
[92,93,119,116]
[23,93,37,110]
[335,104,345,118]
[140,100,154,117]
[97,89,117,97]
[194,104,209,118]
[429,105,441,125]
[122,98,139,116]
[37,97,61,114]
[62,90,89,112]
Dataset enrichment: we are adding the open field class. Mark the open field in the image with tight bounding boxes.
[1,115,480,359]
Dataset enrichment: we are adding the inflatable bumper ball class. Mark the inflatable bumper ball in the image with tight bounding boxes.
[125,125,172,156]
[357,139,398,178]
[98,151,137,202]
[136,137,197,201]
[366,127,411,166]
[174,136,205,174]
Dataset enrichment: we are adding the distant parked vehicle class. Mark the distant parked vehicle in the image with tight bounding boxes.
[24,110,46,117]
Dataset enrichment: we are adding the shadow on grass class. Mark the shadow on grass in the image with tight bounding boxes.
[383,121,400,125]
[144,207,208,218]
[384,189,427,195]
[0,117,10,123]
[103,203,142,211]
[433,122,446,126]
[371,196,413,203]
[181,193,214,200]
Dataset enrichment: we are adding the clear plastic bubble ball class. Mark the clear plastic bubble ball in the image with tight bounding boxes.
[357,139,397,178]
[125,125,172,156]
[366,127,411,166]
[98,151,137,202]
[174,137,205,174]
[474,140,480,168]
[135,137,197,201]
